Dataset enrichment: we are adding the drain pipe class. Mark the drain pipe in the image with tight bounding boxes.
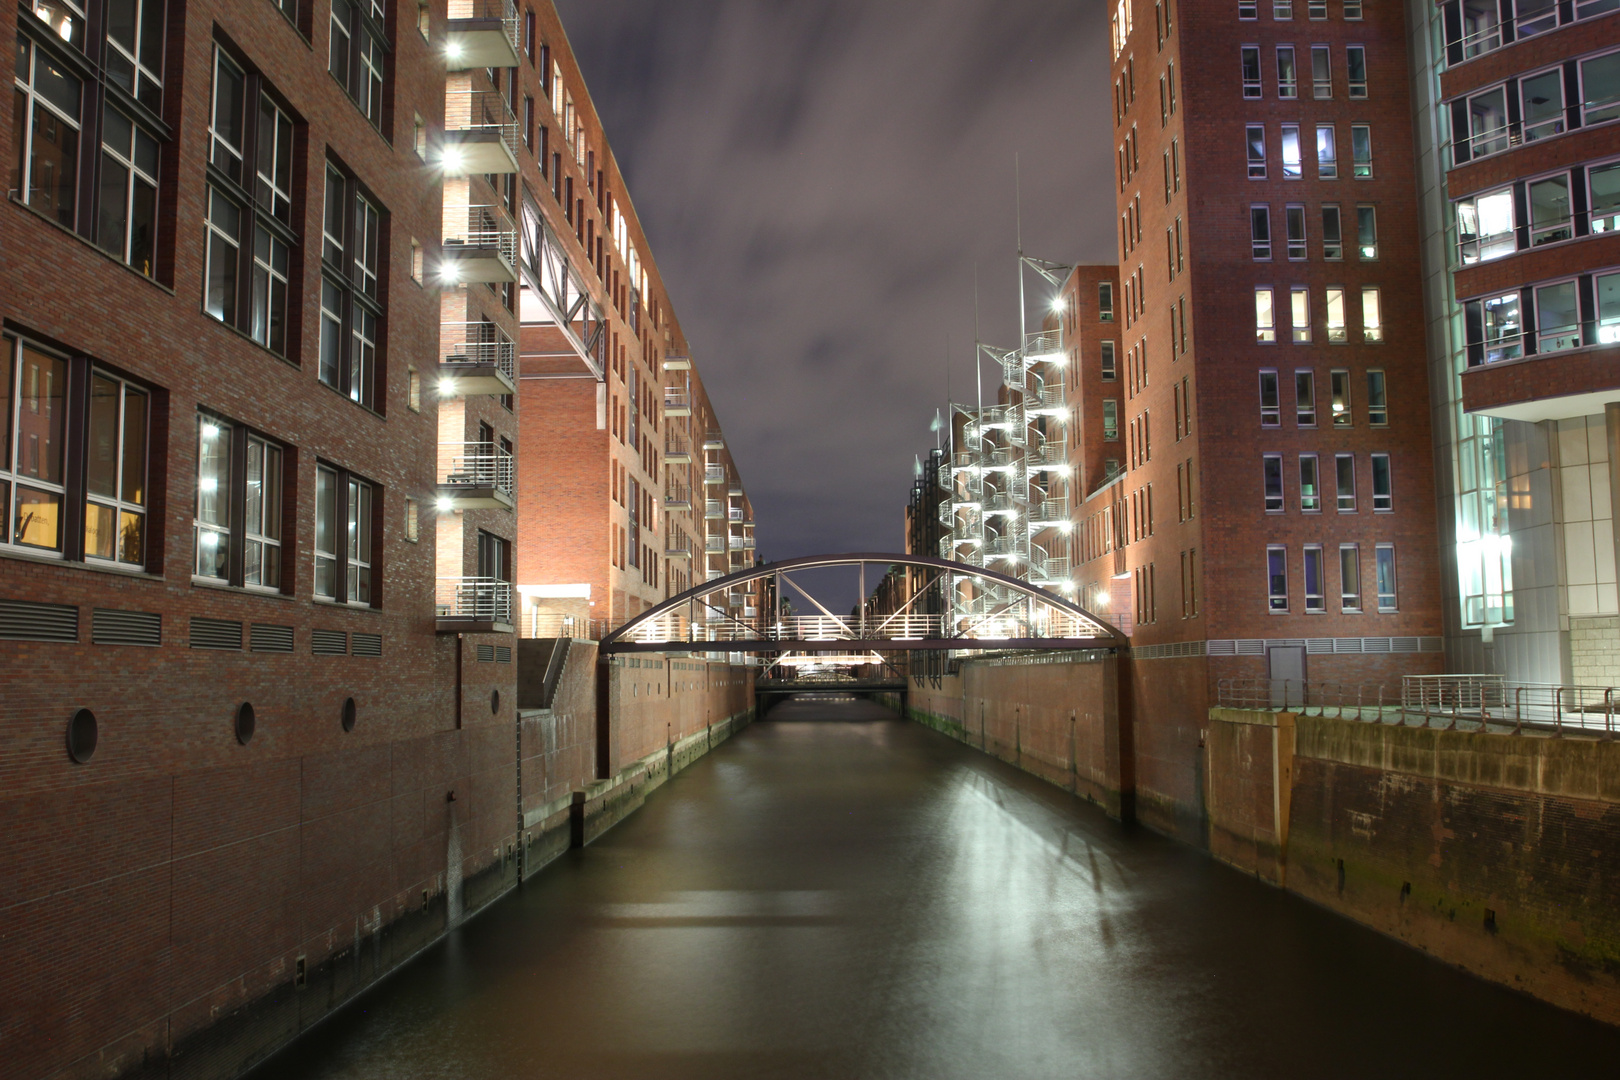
[455,634,464,729]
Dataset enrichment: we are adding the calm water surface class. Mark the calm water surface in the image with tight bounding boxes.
[252,697,1620,1079]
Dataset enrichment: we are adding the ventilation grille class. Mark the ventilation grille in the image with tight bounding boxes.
[312,629,348,656]
[190,616,243,651]
[352,632,382,657]
[251,623,295,652]
[496,645,512,663]
[0,598,79,643]
[476,643,496,662]
[1198,636,1445,658]
[93,608,160,647]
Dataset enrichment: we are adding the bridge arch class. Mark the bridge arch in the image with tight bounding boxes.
[597,552,1126,654]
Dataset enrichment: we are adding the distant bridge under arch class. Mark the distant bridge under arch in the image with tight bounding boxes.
[596,553,1126,655]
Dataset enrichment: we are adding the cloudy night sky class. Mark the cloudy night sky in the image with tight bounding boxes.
[554,0,1116,563]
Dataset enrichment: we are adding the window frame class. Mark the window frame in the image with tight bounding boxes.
[204,44,301,357]
[1339,543,1362,611]
[1299,453,1321,512]
[1316,123,1337,179]
[1375,543,1397,611]
[1370,452,1393,511]
[1335,453,1357,511]
[1268,545,1289,613]
[328,0,389,128]
[1251,204,1273,260]
[83,368,150,568]
[314,460,381,607]
[1264,452,1285,511]
[318,162,388,412]
[194,410,289,593]
[1259,369,1281,426]
[1304,544,1326,612]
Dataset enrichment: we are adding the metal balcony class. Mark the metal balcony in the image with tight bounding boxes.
[435,576,514,633]
[663,355,691,371]
[728,507,743,521]
[665,542,692,560]
[664,490,692,510]
[437,442,515,509]
[441,203,517,284]
[439,321,516,396]
[704,465,726,485]
[663,386,692,416]
[1031,497,1069,525]
[1024,329,1063,363]
[442,87,520,175]
[705,500,724,519]
[703,431,725,449]
[665,436,692,463]
[446,0,520,69]
[705,536,726,553]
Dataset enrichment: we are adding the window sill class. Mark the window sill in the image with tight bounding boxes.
[313,597,384,614]
[191,576,297,601]
[0,545,165,582]
[8,194,176,295]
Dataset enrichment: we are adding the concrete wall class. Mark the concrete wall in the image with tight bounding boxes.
[896,653,1128,819]
[897,657,1620,1025]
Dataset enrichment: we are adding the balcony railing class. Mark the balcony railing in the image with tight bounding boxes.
[666,435,691,460]
[442,203,518,283]
[436,576,514,625]
[442,88,520,175]
[704,465,726,484]
[705,536,726,553]
[439,441,515,496]
[446,0,520,69]
[439,321,516,394]
[664,386,692,414]
[1024,329,1063,361]
[705,500,724,519]
[703,430,725,449]
[1031,496,1069,524]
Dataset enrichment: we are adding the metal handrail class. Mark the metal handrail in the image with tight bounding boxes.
[440,321,515,379]
[444,203,517,266]
[439,441,515,493]
[444,86,518,147]
[436,576,513,622]
[1214,676,1620,737]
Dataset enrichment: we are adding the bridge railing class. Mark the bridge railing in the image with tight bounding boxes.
[1216,677,1620,736]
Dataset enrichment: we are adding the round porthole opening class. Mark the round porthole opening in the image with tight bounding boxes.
[67,708,98,764]
[490,688,501,715]
[236,702,256,745]
[341,697,357,732]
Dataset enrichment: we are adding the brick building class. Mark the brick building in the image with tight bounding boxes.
[1406,0,1620,685]
[502,6,756,639]
[1,0,537,1076]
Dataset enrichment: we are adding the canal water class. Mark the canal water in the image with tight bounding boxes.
[254,697,1620,1079]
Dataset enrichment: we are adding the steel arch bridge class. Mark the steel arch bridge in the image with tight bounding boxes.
[597,553,1126,654]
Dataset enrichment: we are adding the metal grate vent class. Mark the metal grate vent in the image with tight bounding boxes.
[352,632,382,657]
[496,645,512,663]
[251,623,295,652]
[476,643,496,662]
[0,598,79,642]
[92,608,160,647]
[190,616,243,651]
[312,630,348,656]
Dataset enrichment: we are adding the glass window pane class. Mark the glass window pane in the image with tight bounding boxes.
[18,346,67,484]
[1597,272,1620,343]
[1591,163,1620,232]
[86,374,120,498]
[1535,280,1580,351]
[1583,52,1620,124]
[121,385,146,505]
[1521,69,1565,141]
[1528,175,1571,246]
[15,486,62,550]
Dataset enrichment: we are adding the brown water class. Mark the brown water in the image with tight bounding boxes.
[252,697,1620,1079]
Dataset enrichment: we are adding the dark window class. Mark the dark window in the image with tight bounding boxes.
[14,3,168,274]
[319,163,386,410]
[315,461,378,605]
[205,45,299,355]
[329,0,387,127]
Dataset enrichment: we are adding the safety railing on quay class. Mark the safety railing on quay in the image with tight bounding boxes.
[1215,675,1620,736]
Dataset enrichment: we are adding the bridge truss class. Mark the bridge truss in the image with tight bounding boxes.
[596,553,1126,654]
